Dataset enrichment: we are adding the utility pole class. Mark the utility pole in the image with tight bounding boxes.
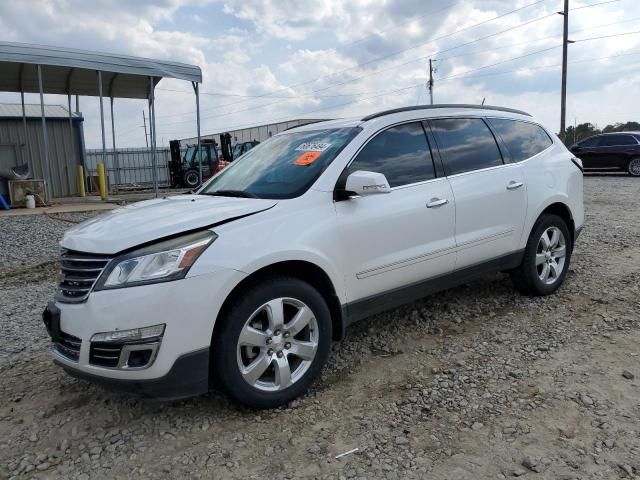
[142,109,149,148]
[559,0,570,141]
[428,59,435,105]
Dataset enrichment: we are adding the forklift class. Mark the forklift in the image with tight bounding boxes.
[168,134,259,189]
[168,135,225,189]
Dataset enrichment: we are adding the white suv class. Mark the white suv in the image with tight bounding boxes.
[44,105,584,408]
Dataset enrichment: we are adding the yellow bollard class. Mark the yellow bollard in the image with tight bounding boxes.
[97,163,107,200]
[77,165,86,197]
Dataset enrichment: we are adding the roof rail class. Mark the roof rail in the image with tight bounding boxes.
[361,104,531,121]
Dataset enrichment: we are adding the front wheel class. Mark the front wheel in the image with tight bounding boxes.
[212,277,332,408]
[511,214,572,296]
[627,157,640,177]
[183,169,200,189]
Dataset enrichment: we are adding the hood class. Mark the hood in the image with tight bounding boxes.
[61,195,277,254]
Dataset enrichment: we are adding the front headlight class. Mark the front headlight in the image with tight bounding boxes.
[96,230,217,290]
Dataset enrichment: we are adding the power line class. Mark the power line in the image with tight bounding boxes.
[199,0,616,112]
[152,0,552,122]
[438,45,562,81]
[154,6,561,127]
[437,50,640,83]
[158,48,640,140]
[570,0,621,10]
[122,0,628,136]
[572,29,640,43]
[201,1,555,119]
[279,1,458,69]
[154,2,459,104]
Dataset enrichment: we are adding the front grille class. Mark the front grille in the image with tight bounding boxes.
[89,342,123,368]
[54,331,82,361]
[56,250,112,303]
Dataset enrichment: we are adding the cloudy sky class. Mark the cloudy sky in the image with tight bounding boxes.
[1,0,639,147]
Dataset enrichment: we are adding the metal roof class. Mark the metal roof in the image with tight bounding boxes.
[0,41,202,99]
[0,103,81,119]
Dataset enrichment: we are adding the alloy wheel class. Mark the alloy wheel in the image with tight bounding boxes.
[536,226,567,285]
[628,158,640,177]
[236,297,319,392]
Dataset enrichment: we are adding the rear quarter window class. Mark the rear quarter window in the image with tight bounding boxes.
[599,135,638,147]
[488,118,553,162]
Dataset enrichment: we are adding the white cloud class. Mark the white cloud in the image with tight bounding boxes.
[1,0,638,147]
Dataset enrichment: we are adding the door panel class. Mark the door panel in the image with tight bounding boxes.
[576,146,600,169]
[448,164,527,268]
[335,178,456,302]
[429,117,528,268]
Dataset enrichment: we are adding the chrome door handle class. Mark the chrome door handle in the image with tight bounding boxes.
[426,198,449,208]
[507,181,524,190]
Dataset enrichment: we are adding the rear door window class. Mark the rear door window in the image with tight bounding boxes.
[599,135,638,146]
[430,118,503,175]
[346,122,436,188]
[488,118,553,162]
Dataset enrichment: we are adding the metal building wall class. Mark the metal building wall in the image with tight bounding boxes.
[0,117,83,198]
[180,119,329,147]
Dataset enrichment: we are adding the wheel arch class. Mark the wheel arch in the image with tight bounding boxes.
[536,201,576,245]
[212,260,346,350]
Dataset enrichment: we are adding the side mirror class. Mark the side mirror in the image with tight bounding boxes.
[345,170,391,196]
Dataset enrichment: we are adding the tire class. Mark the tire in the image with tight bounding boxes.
[627,157,640,177]
[212,277,332,409]
[183,169,200,189]
[510,214,572,296]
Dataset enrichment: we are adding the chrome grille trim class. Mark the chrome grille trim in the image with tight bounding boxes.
[56,249,112,304]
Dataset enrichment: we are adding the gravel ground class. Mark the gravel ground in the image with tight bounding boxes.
[1,176,639,479]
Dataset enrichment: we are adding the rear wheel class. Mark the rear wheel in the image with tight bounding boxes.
[183,169,200,189]
[511,214,572,296]
[627,157,640,177]
[212,277,331,408]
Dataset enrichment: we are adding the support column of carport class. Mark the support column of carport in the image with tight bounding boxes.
[109,74,120,186]
[19,64,33,169]
[65,68,76,195]
[97,70,107,200]
[37,64,53,201]
[148,76,158,198]
[192,81,202,185]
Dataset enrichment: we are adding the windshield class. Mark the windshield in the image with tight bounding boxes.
[185,146,196,163]
[200,127,360,199]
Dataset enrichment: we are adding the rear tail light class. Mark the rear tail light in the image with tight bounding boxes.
[570,157,583,172]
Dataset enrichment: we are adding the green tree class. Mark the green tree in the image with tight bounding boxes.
[563,122,600,146]
[602,121,640,133]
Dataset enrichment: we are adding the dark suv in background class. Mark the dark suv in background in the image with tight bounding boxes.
[570,132,640,176]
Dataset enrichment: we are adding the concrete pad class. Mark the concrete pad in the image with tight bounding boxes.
[0,202,118,217]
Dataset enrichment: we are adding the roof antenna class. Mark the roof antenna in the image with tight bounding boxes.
[481,97,486,105]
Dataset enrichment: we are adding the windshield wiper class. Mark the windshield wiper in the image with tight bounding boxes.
[201,189,258,198]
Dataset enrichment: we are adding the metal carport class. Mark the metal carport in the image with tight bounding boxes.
[0,41,203,198]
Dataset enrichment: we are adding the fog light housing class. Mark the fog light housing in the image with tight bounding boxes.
[127,349,153,368]
[91,324,165,343]
[89,324,165,370]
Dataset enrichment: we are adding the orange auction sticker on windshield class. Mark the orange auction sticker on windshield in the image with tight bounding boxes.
[294,151,322,166]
